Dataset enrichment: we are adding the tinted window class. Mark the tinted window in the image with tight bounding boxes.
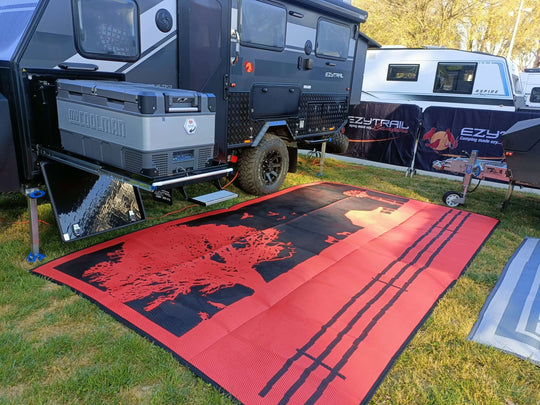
[72,0,140,61]
[316,19,350,60]
[387,64,419,81]
[434,63,476,94]
[530,87,540,103]
[241,0,286,50]
[0,1,37,61]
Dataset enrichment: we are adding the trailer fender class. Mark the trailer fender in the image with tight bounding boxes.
[251,120,290,147]
[250,122,297,173]
[0,94,20,192]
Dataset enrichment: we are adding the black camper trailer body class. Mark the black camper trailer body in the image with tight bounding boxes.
[0,0,369,199]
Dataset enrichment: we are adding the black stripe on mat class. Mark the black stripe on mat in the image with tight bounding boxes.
[260,209,469,403]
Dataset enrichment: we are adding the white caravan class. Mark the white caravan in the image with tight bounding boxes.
[520,68,540,108]
[360,48,524,111]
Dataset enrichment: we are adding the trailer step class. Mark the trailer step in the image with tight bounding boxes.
[191,189,238,206]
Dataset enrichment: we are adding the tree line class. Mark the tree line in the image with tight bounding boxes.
[353,0,540,70]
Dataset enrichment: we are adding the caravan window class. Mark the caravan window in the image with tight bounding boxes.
[387,64,420,81]
[0,1,37,61]
[316,19,350,60]
[72,0,140,62]
[434,63,477,94]
[530,87,540,103]
[240,0,286,51]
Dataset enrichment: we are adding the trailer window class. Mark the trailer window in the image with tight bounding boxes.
[240,0,286,50]
[316,19,350,60]
[530,87,540,103]
[72,0,140,62]
[387,64,419,81]
[434,63,476,94]
[0,1,37,61]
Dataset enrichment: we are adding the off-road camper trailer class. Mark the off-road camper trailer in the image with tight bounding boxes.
[360,48,522,111]
[0,0,369,245]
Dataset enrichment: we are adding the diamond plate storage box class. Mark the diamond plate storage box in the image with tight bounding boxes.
[56,80,216,178]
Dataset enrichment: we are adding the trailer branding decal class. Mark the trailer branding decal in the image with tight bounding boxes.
[474,89,500,94]
[67,109,126,138]
[460,127,503,140]
[348,116,410,133]
[244,60,254,73]
[325,72,344,79]
[422,128,457,152]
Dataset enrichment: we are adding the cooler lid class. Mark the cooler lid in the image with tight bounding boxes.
[57,80,201,114]
[57,80,199,101]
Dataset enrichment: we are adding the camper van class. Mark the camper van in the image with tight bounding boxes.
[0,0,369,243]
[360,48,524,111]
[520,68,540,109]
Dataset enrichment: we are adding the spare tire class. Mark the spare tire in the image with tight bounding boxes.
[325,132,349,154]
[301,132,350,154]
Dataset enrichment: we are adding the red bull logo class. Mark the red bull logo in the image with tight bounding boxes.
[422,128,458,152]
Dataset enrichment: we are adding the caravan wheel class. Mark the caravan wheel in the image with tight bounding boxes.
[237,134,289,195]
[442,191,462,207]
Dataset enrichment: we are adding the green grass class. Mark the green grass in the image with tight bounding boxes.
[1,155,539,404]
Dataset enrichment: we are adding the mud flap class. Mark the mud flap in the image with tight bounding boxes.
[41,162,145,242]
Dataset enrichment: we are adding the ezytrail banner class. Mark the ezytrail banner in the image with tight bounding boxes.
[415,106,540,171]
[345,102,422,167]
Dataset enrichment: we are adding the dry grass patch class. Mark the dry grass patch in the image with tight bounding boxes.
[42,353,97,386]
[0,383,26,400]
[118,384,156,403]
[16,294,79,333]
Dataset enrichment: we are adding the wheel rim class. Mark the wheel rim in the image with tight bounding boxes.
[261,150,282,185]
[445,193,461,207]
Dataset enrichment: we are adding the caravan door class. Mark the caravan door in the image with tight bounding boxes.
[178,0,231,159]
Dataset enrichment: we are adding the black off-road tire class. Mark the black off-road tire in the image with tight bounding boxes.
[237,134,289,196]
[326,132,349,154]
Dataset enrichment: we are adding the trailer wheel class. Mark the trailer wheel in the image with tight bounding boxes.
[442,191,462,207]
[237,134,289,195]
[326,132,349,154]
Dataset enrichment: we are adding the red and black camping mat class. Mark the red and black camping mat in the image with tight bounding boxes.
[32,182,498,404]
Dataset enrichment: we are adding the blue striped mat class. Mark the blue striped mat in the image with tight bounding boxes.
[469,237,540,365]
